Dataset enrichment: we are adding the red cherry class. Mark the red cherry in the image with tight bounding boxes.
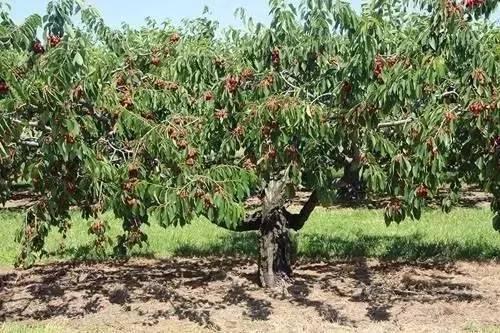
[271,48,281,66]
[267,147,277,160]
[215,108,228,120]
[49,35,61,47]
[416,185,429,199]
[203,91,214,101]
[151,55,161,66]
[0,81,9,95]
[169,32,181,43]
[243,158,256,171]
[232,125,244,138]
[468,101,485,116]
[32,40,45,54]
[225,76,239,93]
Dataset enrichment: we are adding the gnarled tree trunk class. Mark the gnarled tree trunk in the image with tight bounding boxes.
[257,191,318,288]
[222,182,318,288]
[258,208,292,288]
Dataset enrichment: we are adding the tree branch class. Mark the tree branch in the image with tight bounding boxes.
[217,210,262,232]
[12,119,52,131]
[285,191,319,231]
[19,140,39,148]
[279,71,328,106]
[377,118,414,128]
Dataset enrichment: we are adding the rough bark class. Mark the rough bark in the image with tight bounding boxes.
[258,208,292,288]
[338,138,366,201]
[259,191,318,288]
[337,163,365,201]
[219,191,319,288]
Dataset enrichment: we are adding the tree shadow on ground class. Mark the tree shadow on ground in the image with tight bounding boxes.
[0,254,484,330]
[45,228,499,270]
[174,231,499,261]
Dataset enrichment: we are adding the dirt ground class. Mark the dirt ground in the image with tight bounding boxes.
[1,258,499,333]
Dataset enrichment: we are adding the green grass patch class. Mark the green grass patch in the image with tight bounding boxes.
[0,207,498,268]
[0,322,66,333]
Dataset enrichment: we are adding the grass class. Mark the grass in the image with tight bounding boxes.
[464,324,500,333]
[0,323,64,333]
[0,322,115,333]
[0,207,499,268]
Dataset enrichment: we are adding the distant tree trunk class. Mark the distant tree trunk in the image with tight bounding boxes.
[338,135,365,201]
[337,162,364,201]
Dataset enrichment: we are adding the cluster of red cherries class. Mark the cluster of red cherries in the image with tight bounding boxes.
[464,0,485,8]
[416,185,429,199]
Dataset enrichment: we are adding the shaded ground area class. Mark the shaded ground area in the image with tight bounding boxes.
[2,187,493,210]
[1,258,499,332]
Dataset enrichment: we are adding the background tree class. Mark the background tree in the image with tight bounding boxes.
[0,0,498,288]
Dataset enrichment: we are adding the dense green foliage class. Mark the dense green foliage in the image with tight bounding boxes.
[0,0,499,266]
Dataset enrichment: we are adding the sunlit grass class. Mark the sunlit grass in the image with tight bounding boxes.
[0,207,498,268]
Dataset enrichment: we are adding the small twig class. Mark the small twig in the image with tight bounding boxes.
[279,71,328,106]
[12,119,52,131]
[311,92,334,105]
[19,140,39,148]
[440,90,459,98]
[99,138,133,161]
[378,118,414,128]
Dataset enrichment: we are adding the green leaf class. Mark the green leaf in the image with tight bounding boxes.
[73,52,84,66]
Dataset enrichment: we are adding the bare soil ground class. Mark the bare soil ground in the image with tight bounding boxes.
[1,258,499,333]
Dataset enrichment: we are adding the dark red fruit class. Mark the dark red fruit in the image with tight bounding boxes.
[203,91,214,101]
[341,81,352,95]
[241,68,254,81]
[267,147,277,160]
[151,55,161,66]
[445,0,462,15]
[169,32,181,43]
[445,111,458,122]
[49,35,61,47]
[0,80,9,95]
[373,55,384,78]
[187,148,198,159]
[472,68,486,84]
[120,92,134,109]
[232,125,244,138]
[285,145,299,160]
[271,48,281,66]
[32,40,45,54]
[128,165,139,179]
[225,76,239,93]
[215,108,228,120]
[72,85,84,100]
[176,139,188,149]
[261,125,272,137]
[165,82,179,91]
[416,185,429,199]
[64,133,76,144]
[469,101,485,116]
[243,158,256,171]
[464,0,485,9]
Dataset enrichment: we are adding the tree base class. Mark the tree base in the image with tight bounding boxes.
[258,208,294,288]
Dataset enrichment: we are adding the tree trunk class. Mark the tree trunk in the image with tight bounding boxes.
[219,188,318,289]
[337,163,365,201]
[258,208,293,288]
[257,191,319,288]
